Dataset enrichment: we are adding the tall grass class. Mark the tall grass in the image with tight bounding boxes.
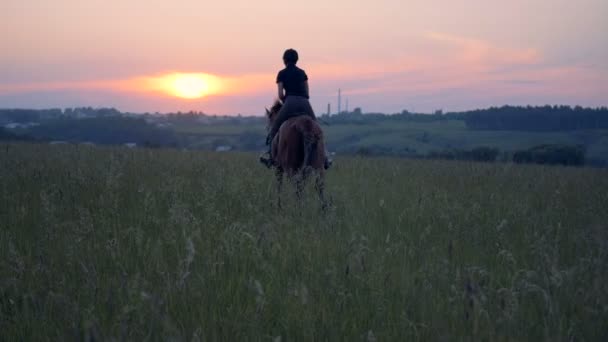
[1,143,607,340]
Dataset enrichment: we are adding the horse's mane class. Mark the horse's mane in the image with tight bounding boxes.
[266,99,284,125]
[270,99,283,113]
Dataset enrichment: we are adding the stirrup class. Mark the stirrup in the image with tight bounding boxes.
[259,154,273,168]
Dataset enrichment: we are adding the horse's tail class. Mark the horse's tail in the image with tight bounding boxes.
[297,118,321,168]
[304,136,318,168]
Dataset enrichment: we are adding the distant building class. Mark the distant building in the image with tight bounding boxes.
[4,123,21,129]
[197,117,212,124]
[124,143,137,148]
[4,122,39,129]
[215,145,233,152]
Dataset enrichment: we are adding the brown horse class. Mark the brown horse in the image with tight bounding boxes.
[265,100,328,210]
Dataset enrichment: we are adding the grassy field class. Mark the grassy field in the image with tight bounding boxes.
[1,143,607,340]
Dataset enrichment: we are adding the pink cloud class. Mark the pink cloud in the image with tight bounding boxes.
[424,31,542,67]
[316,32,605,108]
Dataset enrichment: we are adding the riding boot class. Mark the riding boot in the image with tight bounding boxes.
[324,150,333,170]
[259,135,274,168]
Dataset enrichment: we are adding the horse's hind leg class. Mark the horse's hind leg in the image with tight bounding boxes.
[275,168,284,210]
[295,176,304,200]
[295,167,310,200]
[315,172,328,212]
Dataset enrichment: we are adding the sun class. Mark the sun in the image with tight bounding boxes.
[169,74,212,99]
[170,74,208,99]
[146,73,223,99]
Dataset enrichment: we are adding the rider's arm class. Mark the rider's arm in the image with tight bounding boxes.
[303,81,309,98]
[278,82,286,101]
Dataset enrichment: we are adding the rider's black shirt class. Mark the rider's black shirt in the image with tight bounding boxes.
[276,64,309,99]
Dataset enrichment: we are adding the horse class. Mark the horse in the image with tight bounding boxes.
[265,100,328,210]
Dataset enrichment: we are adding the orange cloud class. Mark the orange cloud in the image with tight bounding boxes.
[0,32,551,102]
[0,72,275,98]
[1,31,604,114]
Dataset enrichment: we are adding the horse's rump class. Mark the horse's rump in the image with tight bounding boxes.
[271,115,324,175]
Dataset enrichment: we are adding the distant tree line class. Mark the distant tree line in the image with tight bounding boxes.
[4,105,607,132]
[462,105,608,131]
[321,108,464,125]
[425,144,586,166]
[0,109,61,123]
[0,107,123,124]
[513,144,585,166]
[164,111,265,126]
[427,147,500,162]
[27,116,178,147]
[0,128,34,142]
[348,142,587,167]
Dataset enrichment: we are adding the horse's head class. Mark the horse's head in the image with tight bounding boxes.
[265,99,283,129]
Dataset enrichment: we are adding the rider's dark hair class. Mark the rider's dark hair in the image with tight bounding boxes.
[283,49,299,65]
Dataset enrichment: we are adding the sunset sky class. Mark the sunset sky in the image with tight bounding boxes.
[1,0,607,115]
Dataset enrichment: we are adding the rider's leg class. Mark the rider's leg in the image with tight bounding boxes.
[260,107,293,166]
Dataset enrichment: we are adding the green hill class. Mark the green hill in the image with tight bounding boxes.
[172,119,608,163]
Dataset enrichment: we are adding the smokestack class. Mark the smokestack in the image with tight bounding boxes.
[346,98,349,113]
[338,89,341,114]
[327,103,331,116]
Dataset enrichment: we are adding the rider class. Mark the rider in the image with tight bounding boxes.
[260,48,331,169]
